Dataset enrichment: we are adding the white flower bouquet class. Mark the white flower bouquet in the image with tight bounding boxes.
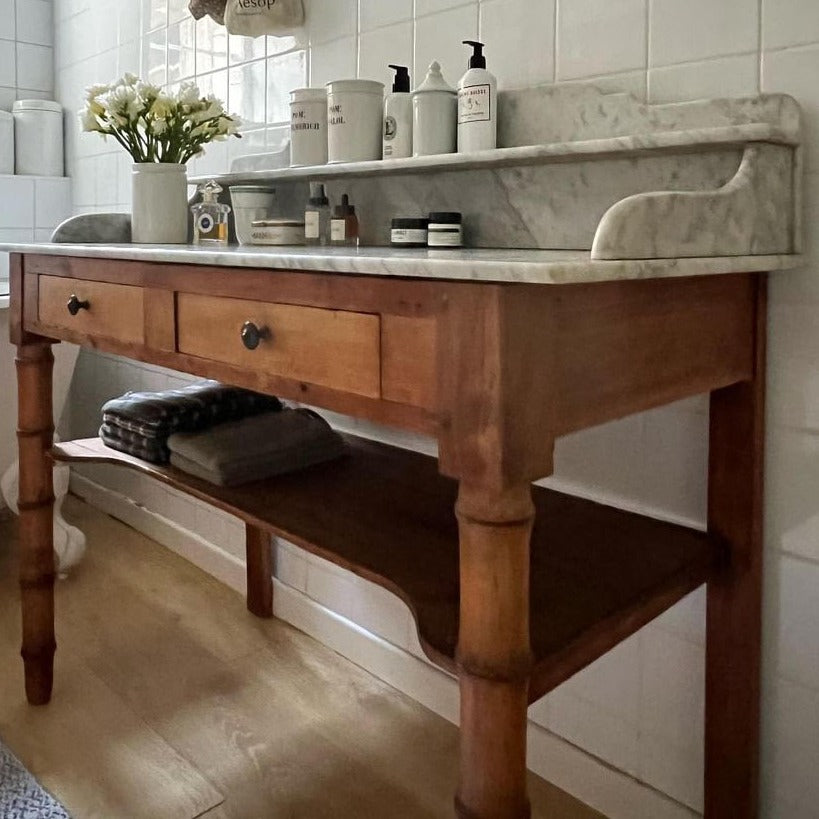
[81,74,241,164]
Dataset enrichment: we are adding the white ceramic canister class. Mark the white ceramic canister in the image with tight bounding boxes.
[0,111,13,175]
[412,62,457,157]
[290,88,328,167]
[326,79,384,163]
[13,99,63,176]
[132,163,189,244]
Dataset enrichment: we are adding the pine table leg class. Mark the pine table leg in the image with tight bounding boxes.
[704,276,766,818]
[16,342,56,706]
[245,523,273,618]
[454,482,534,819]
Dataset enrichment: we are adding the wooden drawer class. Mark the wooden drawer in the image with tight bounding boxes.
[38,275,145,344]
[177,293,382,398]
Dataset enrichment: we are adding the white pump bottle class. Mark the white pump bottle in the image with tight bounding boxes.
[457,40,497,153]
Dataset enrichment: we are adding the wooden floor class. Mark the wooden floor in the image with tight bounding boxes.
[0,497,604,819]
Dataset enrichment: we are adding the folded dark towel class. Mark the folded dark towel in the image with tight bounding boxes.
[167,408,346,486]
[100,421,170,464]
[101,380,282,439]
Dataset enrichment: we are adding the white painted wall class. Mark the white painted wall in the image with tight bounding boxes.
[51,1,819,818]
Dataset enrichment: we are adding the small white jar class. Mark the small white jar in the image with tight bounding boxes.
[290,88,328,167]
[326,79,384,163]
[412,62,457,157]
[13,100,63,176]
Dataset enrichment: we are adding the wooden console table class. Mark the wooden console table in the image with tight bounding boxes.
[7,244,784,818]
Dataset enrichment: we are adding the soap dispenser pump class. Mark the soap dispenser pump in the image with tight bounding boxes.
[457,40,497,153]
[383,64,413,159]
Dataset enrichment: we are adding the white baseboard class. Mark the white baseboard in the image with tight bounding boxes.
[70,472,697,819]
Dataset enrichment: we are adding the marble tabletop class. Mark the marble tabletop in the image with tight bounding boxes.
[0,242,803,285]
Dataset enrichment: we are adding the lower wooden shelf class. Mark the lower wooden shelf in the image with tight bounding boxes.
[53,435,718,703]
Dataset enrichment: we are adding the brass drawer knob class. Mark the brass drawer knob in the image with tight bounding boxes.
[66,294,90,316]
[241,321,271,351]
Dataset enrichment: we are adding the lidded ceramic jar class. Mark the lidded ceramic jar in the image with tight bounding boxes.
[326,79,384,163]
[412,62,457,157]
[290,87,328,167]
[13,99,63,176]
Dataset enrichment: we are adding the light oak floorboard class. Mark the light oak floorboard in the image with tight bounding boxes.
[0,496,604,819]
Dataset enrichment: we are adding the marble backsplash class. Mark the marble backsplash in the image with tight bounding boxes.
[216,83,801,254]
[270,146,745,249]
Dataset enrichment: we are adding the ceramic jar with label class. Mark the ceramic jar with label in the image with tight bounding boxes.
[326,79,384,163]
[290,88,328,167]
[412,62,457,157]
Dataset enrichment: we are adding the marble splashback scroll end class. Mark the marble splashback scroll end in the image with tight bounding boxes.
[591,144,797,260]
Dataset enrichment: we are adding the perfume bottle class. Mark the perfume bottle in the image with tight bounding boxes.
[191,180,231,245]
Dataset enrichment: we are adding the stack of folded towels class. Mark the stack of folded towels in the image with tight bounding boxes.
[100,380,346,486]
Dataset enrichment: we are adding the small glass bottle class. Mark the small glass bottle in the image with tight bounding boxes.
[191,180,231,246]
[330,194,359,247]
[304,182,331,246]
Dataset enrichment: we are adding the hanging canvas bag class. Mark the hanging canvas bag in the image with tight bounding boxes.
[188,0,228,25]
[225,0,305,37]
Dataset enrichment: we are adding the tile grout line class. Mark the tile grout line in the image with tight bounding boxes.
[757,0,763,93]
[644,0,651,102]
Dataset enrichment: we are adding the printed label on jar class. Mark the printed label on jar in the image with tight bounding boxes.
[291,108,323,130]
[328,103,346,126]
[391,228,427,244]
[457,84,491,124]
[428,228,463,247]
[305,211,320,239]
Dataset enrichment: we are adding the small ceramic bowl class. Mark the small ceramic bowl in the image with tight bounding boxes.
[229,186,277,244]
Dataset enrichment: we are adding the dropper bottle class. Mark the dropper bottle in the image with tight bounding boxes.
[330,194,359,247]
[304,182,331,246]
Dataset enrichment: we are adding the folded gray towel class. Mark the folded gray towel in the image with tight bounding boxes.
[167,409,346,486]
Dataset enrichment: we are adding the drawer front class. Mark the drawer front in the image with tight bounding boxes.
[38,275,145,344]
[177,293,382,398]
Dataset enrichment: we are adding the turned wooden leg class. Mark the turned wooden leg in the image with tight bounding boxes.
[16,343,56,706]
[704,276,766,818]
[245,523,273,618]
[454,483,534,819]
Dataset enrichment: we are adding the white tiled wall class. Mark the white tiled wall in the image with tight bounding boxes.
[0,0,54,109]
[52,1,819,817]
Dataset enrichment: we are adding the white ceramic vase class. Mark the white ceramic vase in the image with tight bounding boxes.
[132,162,189,244]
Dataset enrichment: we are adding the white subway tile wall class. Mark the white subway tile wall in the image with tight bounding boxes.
[50,0,819,816]
[0,0,54,107]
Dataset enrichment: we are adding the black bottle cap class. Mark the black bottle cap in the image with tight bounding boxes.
[308,182,329,206]
[388,64,410,93]
[428,211,462,224]
[463,40,486,69]
[334,193,355,218]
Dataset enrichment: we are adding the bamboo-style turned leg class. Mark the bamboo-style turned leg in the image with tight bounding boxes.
[454,483,535,819]
[704,277,766,818]
[245,523,273,618]
[16,343,56,706]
